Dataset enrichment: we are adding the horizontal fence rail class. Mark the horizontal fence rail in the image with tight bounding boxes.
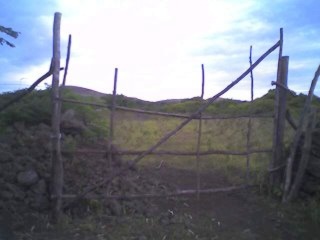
[57,97,274,119]
[63,148,273,156]
[62,184,253,200]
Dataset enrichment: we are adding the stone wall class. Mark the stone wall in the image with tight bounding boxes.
[0,123,52,212]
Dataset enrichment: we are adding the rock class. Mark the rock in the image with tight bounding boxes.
[31,179,47,194]
[61,109,87,136]
[4,183,25,200]
[0,211,14,240]
[0,190,13,200]
[0,150,13,163]
[1,170,16,182]
[30,194,49,210]
[17,169,39,186]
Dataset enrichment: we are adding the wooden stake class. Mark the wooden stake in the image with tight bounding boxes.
[0,60,59,113]
[270,28,283,187]
[64,148,273,156]
[246,46,254,183]
[270,55,289,187]
[196,64,205,199]
[286,109,317,201]
[62,34,72,86]
[50,12,63,223]
[62,185,251,200]
[108,68,118,167]
[283,64,320,202]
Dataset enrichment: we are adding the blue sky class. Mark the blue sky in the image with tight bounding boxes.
[0,0,319,101]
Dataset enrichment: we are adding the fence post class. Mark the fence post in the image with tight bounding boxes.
[283,64,320,202]
[246,46,254,183]
[108,68,118,166]
[196,64,205,200]
[62,34,72,86]
[270,56,289,187]
[50,12,63,223]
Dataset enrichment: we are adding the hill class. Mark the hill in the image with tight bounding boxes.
[63,86,107,98]
[63,85,229,113]
[1,86,319,129]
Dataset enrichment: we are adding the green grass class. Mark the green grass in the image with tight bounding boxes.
[109,110,280,185]
[0,88,298,186]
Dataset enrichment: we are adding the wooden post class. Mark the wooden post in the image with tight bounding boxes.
[50,12,63,223]
[62,34,72,86]
[108,68,118,166]
[283,64,320,202]
[246,46,254,183]
[270,28,284,188]
[286,109,317,201]
[270,56,289,187]
[196,64,205,199]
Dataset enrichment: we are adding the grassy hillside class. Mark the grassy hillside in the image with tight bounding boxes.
[1,86,320,239]
[64,85,320,116]
[0,86,319,185]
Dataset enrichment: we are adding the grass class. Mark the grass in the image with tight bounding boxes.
[23,212,225,240]
[109,110,279,185]
[3,88,319,239]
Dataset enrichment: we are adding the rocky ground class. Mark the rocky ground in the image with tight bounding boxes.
[0,120,319,239]
[3,165,319,240]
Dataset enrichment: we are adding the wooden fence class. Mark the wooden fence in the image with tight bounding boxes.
[0,12,318,225]
[1,12,303,223]
[46,13,287,220]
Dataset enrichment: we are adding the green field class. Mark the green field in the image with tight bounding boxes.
[110,109,296,185]
[0,87,307,186]
[1,88,320,239]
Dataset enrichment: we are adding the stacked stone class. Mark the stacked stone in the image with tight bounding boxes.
[0,123,174,217]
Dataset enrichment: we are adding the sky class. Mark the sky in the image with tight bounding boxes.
[0,0,319,101]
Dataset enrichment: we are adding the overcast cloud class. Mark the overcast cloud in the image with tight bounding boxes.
[0,0,319,101]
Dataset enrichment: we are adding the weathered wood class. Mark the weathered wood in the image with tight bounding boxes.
[270,56,289,187]
[283,64,320,202]
[200,64,205,98]
[286,109,317,201]
[113,106,273,120]
[286,110,298,130]
[63,40,280,210]
[50,12,63,223]
[65,148,273,156]
[268,163,286,172]
[62,34,71,86]
[246,45,254,182]
[196,64,205,199]
[57,97,273,120]
[0,60,61,113]
[62,185,252,200]
[270,29,284,188]
[271,81,296,96]
[108,68,118,167]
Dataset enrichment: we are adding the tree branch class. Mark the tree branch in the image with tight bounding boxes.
[0,60,64,112]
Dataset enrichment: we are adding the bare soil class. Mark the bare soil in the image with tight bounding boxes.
[143,166,304,240]
[14,165,318,240]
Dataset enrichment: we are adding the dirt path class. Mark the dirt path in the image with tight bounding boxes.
[17,166,315,240]
[142,166,307,240]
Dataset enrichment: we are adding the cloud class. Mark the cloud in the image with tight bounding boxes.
[0,0,57,91]
[53,0,264,100]
[1,0,319,100]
